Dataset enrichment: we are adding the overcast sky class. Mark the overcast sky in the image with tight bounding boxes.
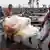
[0,0,49,7]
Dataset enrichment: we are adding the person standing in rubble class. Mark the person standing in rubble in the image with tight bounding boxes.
[5,4,13,17]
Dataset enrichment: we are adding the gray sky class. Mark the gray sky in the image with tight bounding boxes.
[0,0,49,7]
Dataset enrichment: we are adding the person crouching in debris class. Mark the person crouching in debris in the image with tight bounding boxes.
[5,4,13,18]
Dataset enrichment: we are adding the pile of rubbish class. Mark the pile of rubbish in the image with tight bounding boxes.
[3,15,40,42]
